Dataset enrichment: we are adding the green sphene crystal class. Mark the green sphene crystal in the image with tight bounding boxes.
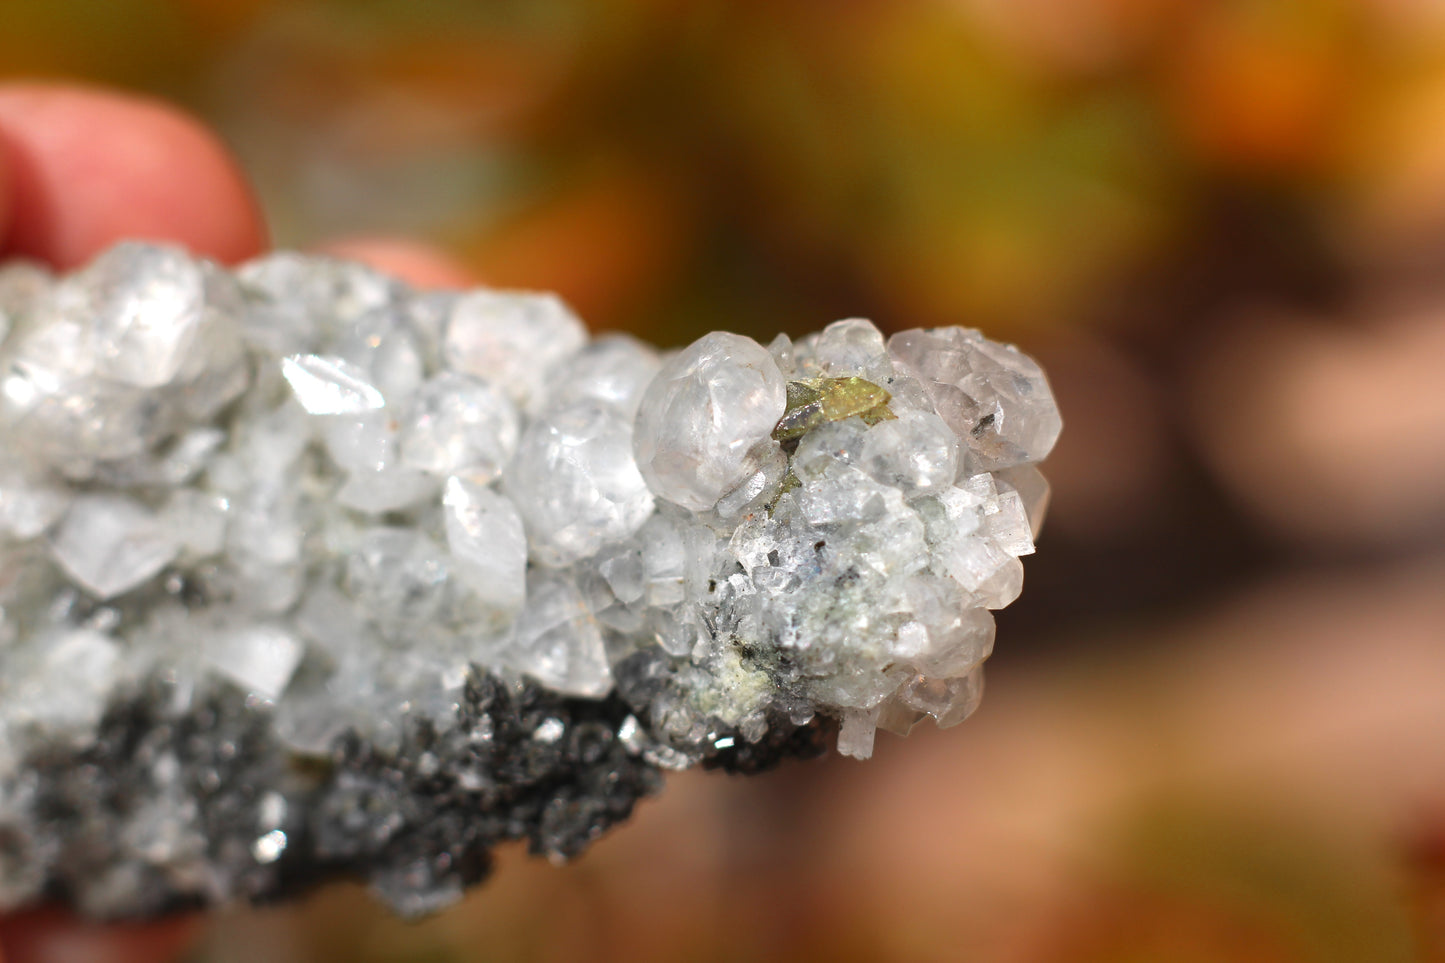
[771,377,895,442]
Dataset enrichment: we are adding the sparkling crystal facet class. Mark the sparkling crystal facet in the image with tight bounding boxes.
[401,372,519,481]
[633,332,787,512]
[281,354,386,415]
[508,400,654,566]
[442,476,527,619]
[443,290,587,412]
[48,495,179,599]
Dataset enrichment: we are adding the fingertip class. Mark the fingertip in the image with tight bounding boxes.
[0,144,11,251]
[0,908,201,963]
[0,83,266,269]
[316,236,478,290]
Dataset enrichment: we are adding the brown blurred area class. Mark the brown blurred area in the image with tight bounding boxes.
[6,1,1445,960]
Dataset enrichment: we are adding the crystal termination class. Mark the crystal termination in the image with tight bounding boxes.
[0,244,1059,918]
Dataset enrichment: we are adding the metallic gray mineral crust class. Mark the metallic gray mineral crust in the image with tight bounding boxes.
[0,244,1059,918]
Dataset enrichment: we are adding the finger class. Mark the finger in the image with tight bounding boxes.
[0,908,200,963]
[0,83,266,269]
[0,143,12,250]
[315,236,478,289]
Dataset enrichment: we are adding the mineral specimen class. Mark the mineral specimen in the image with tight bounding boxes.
[0,243,1059,918]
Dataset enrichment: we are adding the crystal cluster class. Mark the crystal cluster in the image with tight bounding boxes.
[0,243,1058,917]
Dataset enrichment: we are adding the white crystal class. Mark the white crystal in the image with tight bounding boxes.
[442,476,527,619]
[713,441,786,519]
[983,487,1035,557]
[938,532,1013,599]
[636,514,687,606]
[597,545,645,604]
[975,555,1024,610]
[900,667,985,728]
[5,628,122,734]
[49,495,178,599]
[888,327,1061,469]
[508,574,612,698]
[0,462,68,540]
[103,427,226,487]
[401,373,518,482]
[547,336,661,417]
[894,578,995,676]
[508,400,654,566]
[532,717,566,743]
[767,332,794,371]
[836,707,879,760]
[344,528,452,629]
[252,830,288,865]
[995,464,1051,537]
[281,354,386,415]
[204,623,303,699]
[86,243,207,388]
[293,587,371,663]
[633,332,787,512]
[322,411,397,473]
[874,695,925,737]
[239,252,399,354]
[3,307,95,410]
[857,409,958,492]
[335,468,437,514]
[443,291,587,412]
[333,309,425,403]
[813,318,893,383]
[2,307,163,465]
[161,490,229,559]
[221,467,303,567]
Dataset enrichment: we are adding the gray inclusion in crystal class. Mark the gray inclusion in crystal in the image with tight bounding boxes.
[0,242,1058,919]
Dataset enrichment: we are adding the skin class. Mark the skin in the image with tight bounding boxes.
[0,82,475,963]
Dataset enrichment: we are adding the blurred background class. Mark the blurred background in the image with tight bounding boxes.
[5,0,1445,960]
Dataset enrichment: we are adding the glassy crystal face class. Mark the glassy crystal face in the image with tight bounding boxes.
[0,243,1058,919]
[633,331,788,512]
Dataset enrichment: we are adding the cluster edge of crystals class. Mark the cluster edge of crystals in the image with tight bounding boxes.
[0,242,1059,918]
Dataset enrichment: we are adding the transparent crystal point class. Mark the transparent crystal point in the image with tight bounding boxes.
[443,290,587,412]
[49,495,178,599]
[888,328,1061,469]
[633,332,787,511]
[857,409,958,493]
[508,574,612,698]
[442,476,527,619]
[344,527,452,629]
[901,667,985,728]
[334,308,425,404]
[995,464,1052,537]
[401,372,518,481]
[281,354,386,415]
[204,624,303,700]
[0,461,68,540]
[508,400,654,566]
[6,628,123,734]
[836,707,879,760]
[813,318,893,383]
[86,243,208,388]
[548,335,662,417]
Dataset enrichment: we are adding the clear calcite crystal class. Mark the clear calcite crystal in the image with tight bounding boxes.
[633,331,788,512]
[0,242,1059,919]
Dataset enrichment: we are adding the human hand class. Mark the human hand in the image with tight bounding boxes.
[0,81,475,963]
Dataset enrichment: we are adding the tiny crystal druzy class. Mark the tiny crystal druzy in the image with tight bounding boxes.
[0,243,1059,918]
